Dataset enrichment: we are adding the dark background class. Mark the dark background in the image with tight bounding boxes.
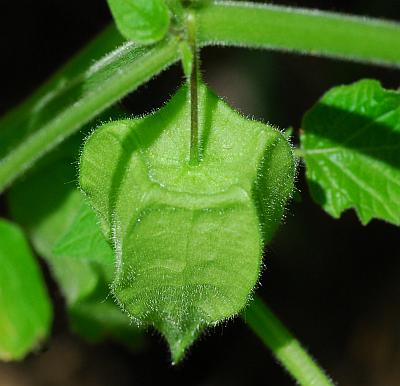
[1,1,400,385]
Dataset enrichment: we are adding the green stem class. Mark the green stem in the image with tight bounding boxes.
[2,1,400,192]
[0,37,180,192]
[0,25,124,127]
[243,296,334,386]
[198,1,400,68]
[187,12,199,165]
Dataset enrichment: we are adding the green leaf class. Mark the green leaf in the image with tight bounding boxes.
[107,0,170,44]
[53,202,115,269]
[7,136,101,302]
[7,133,140,344]
[69,299,143,345]
[51,201,143,345]
[301,79,400,225]
[0,219,52,361]
[79,83,295,362]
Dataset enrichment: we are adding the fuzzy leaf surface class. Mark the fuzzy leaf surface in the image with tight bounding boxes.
[107,0,170,44]
[301,79,400,225]
[80,83,295,362]
[0,220,52,361]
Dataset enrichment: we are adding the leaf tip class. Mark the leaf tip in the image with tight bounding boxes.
[157,319,203,365]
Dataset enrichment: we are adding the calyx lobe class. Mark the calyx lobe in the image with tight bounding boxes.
[79,83,294,362]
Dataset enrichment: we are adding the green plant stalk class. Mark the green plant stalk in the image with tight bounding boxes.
[0,37,180,192]
[2,1,400,191]
[187,12,199,164]
[197,1,400,67]
[243,296,334,386]
[1,25,124,130]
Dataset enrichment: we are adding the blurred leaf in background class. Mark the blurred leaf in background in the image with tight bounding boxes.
[0,219,52,360]
[7,115,142,346]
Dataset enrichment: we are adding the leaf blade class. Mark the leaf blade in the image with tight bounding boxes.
[301,79,400,225]
[107,0,170,44]
[53,202,115,267]
[7,133,140,344]
[0,220,52,361]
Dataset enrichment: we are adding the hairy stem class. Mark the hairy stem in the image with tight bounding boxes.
[198,1,400,68]
[0,26,124,134]
[2,1,400,192]
[187,12,200,165]
[0,37,180,192]
[243,296,334,386]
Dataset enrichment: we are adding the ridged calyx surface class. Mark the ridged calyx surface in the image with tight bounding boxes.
[79,84,295,362]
